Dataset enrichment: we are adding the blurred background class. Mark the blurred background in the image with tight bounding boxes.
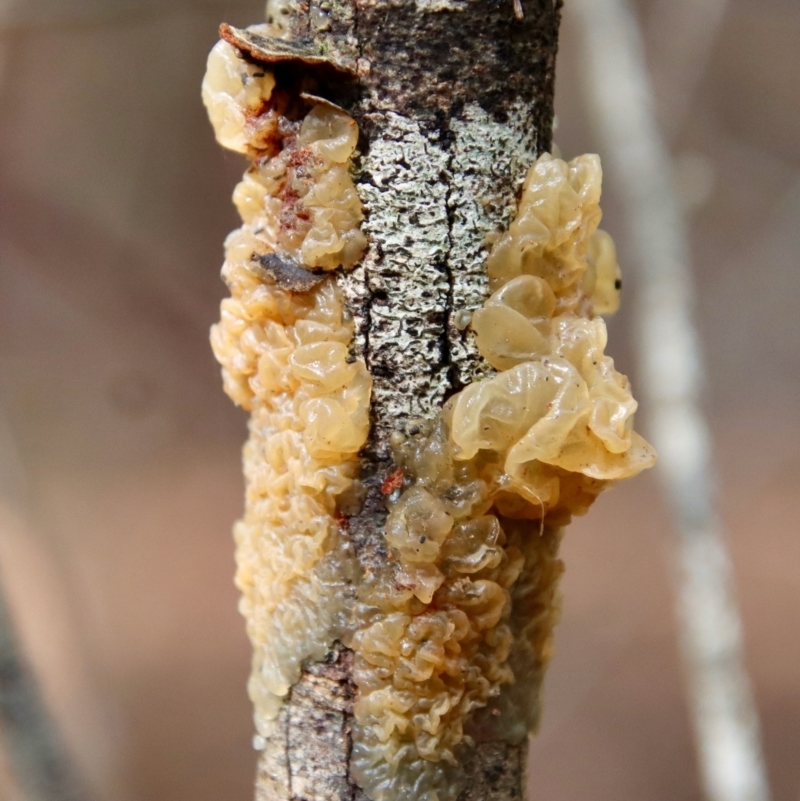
[0,0,797,799]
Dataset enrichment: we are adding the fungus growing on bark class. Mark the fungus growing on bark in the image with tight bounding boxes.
[347,152,655,801]
[203,38,370,739]
[204,12,654,801]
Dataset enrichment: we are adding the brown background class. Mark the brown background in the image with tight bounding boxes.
[0,0,797,799]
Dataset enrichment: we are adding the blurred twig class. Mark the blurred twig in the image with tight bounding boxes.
[0,591,90,801]
[646,0,729,141]
[0,412,92,801]
[569,2,772,801]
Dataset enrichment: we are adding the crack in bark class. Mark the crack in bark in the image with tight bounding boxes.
[284,695,292,801]
[441,132,461,401]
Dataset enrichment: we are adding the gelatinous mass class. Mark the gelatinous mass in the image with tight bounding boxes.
[203,31,655,801]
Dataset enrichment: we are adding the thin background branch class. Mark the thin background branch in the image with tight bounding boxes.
[0,410,92,801]
[569,2,771,801]
[645,0,730,142]
[0,594,89,801]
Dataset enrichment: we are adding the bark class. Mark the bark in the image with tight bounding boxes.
[244,1,562,797]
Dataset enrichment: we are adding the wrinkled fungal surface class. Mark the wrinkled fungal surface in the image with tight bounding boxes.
[347,153,656,801]
[204,23,655,801]
[203,38,370,740]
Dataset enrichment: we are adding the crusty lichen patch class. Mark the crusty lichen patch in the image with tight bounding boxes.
[203,38,370,740]
[347,153,655,801]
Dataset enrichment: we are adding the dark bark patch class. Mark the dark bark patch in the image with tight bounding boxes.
[254,252,326,292]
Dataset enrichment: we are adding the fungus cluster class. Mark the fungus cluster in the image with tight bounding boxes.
[203,29,655,801]
[348,154,655,801]
[203,39,370,739]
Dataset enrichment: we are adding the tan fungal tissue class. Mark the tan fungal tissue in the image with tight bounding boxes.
[203,38,369,740]
[204,31,655,801]
[348,154,656,801]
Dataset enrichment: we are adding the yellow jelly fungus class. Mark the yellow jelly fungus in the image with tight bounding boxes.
[205,32,654,800]
[202,40,277,155]
[204,40,370,738]
[348,153,655,801]
[585,227,623,316]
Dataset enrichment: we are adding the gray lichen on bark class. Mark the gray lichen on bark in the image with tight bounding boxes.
[445,102,540,389]
[246,0,562,798]
[345,111,453,451]
[256,646,358,801]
